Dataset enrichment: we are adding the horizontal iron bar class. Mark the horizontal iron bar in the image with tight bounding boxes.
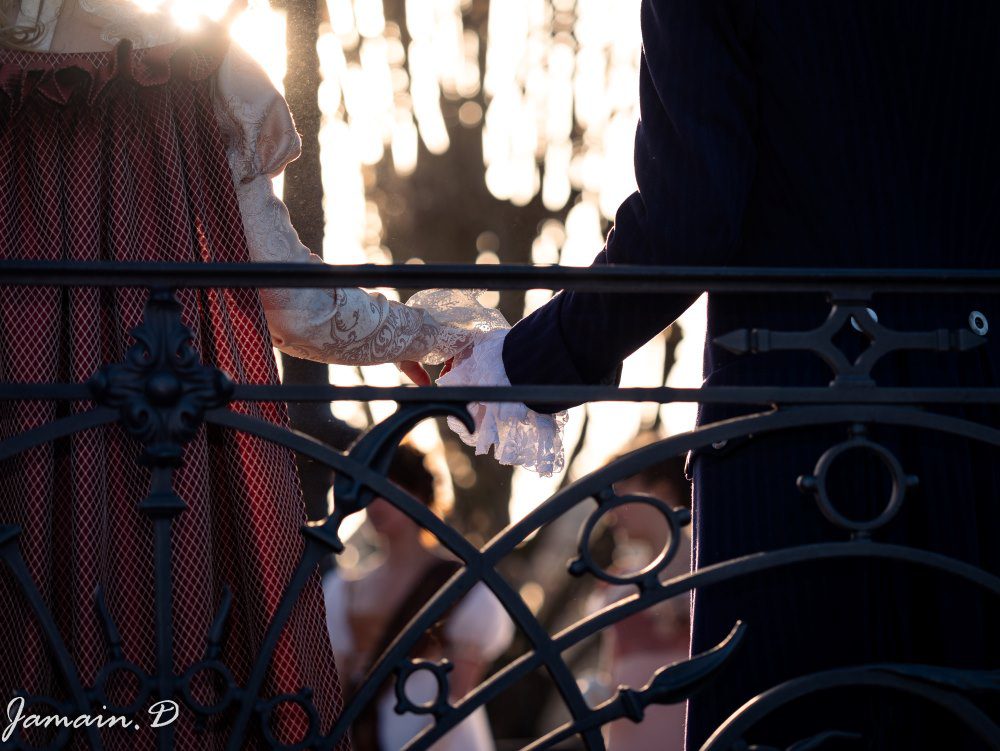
[0,384,90,400]
[233,384,1000,404]
[4,383,1000,404]
[3,261,1000,292]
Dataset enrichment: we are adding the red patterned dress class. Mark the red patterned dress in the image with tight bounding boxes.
[0,3,467,745]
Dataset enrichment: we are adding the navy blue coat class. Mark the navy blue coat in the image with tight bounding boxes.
[502,2,1000,747]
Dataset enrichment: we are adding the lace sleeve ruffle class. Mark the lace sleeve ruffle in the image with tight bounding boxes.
[213,43,302,183]
[211,45,471,365]
[75,0,181,49]
[435,327,568,477]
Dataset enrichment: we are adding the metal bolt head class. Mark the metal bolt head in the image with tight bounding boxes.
[145,371,182,406]
[850,307,878,333]
[969,310,989,336]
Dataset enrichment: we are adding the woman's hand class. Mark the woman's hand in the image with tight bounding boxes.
[398,360,432,386]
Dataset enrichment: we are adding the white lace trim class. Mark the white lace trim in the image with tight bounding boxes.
[436,329,568,477]
[406,288,510,336]
[76,0,182,49]
[405,288,511,363]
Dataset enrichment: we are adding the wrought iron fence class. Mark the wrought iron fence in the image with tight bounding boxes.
[0,261,998,750]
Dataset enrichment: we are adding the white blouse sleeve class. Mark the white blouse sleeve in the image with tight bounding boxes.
[212,44,472,365]
[443,582,515,662]
[321,569,354,656]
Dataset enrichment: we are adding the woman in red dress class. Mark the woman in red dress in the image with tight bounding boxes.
[0,0,471,747]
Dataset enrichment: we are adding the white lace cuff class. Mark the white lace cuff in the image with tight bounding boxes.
[436,329,568,477]
[406,288,510,364]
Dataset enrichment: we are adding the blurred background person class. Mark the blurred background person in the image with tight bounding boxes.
[323,443,514,751]
[590,435,692,751]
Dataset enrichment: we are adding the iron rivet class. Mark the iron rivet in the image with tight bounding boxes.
[969,310,989,336]
[850,307,878,332]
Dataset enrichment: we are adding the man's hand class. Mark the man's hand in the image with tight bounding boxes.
[398,360,431,386]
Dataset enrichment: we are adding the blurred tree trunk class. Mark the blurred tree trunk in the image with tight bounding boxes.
[275,0,359,521]
[375,0,568,535]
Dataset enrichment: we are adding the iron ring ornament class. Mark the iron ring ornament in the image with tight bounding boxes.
[569,488,692,591]
[179,587,240,719]
[797,424,919,538]
[255,689,323,751]
[91,662,152,719]
[178,661,239,718]
[393,659,455,718]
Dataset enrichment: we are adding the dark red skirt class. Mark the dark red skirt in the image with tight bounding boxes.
[0,30,347,750]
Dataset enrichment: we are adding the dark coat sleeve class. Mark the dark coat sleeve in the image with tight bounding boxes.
[502,0,758,411]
